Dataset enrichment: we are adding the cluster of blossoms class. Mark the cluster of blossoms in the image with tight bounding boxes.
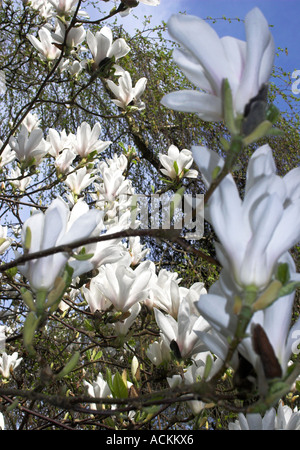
[228,402,300,430]
[160,6,300,399]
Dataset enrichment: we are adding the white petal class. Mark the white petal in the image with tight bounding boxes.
[161,90,222,121]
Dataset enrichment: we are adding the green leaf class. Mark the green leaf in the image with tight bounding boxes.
[222,78,238,135]
[203,354,213,380]
[56,351,80,380]
[106,368,114,393]
[112,371,128,399]
[173,160,179,175]
[24,226,32,251]
[21,288,36,312]
[73,253,93,261]
[23,312,40,356]
[276,263,290,285]
[278,281,300,298]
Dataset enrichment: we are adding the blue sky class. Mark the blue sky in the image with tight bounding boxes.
[89,1,300,111]
[115,0,300,75]
[108,0,300,111]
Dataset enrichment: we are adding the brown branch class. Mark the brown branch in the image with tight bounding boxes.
[0,228,217,272]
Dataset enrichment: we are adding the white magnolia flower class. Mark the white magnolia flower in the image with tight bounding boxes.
[150,275,188,319]
[51,20,86,51]
[161,8,275,122]
[96,260,153,312]
[72,122,111,158]
[27,0,54,19]
[47,128,75,158]
[87,27,130,70]
[82,277,112,313]
[54,148,76,174]
[0,225,11,255]
[83,372,112,410]
[10,167,32,191]
[0,412,4,430]
[22,112,41,132]
[65,166,97,195]
[65,59,86,77]
[159,145,198,180]
[193,143,300,291]
[0,326,7,353]
[0,352,22,378]
[0,141,16,168]
[146,336,171,366]
[114,302,141,336]
[27,26,61,61]
[18,197,103,293]
[154,297,210,360]
[83,372,132,411]
[126,236,149,266]
[102,153,128,173]
[106,71,147,110]
[48,0,79,15]
[196,255,300,382]
[119,0,160,16]
[96,167,132,203]
[229,402,300,430]
[167,352,222,415]
[9,125,47,167]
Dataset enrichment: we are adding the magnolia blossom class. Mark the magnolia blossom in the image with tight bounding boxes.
[146,336,171,366]
[87,27,130,70]
[28,0,54,19]
[159,145,198,180]
[161,8,275,122]
[104,153,128,173]
[147,269,181,310]
[22,112,41,132]
[0,412,4,430]
[229,402,300,430]
[95,167,132,203]
[150,273,188,319]
[18,197,103,293]
[0,225,11,255]
[196,254,300,383]
[0,141,16,168]
[47,128,74,158]
[119,0,160,16]
[83,372,132,411]
[167,352,222,415]
[96,260,153,312]
[54,148,76,174]
[65,167,97,195]
[51,21,86,51]
[82,278,112,313]
[9,125,47,166]
[106,71,147,110]
[113,302,141,336]
[125,236,149,266]
[154,297,210,360]
[63,59,86,77]
[193,143,300,290]
[0,352,22,378]
[83,372,112,411]
[27,26,61,61]
[0,326,7,353]
[48,0,80,15]
[10,167,32,191]
[72,122,111,158]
